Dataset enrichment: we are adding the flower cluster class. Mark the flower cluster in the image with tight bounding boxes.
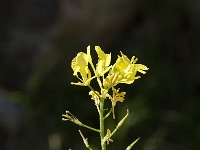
[71,45,148,117]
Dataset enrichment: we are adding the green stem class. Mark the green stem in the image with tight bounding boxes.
[80,123,100,133]
[100,98,106,150]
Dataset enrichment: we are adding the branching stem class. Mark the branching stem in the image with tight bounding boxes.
[102,110,129,145]
[80,123,100,133]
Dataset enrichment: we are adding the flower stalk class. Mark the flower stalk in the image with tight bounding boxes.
[99,98,106,150]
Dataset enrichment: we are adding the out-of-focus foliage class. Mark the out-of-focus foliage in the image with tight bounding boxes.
[0,0,199,150]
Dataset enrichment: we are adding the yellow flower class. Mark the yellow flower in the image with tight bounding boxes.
[71,46,95,86]
[104,52,148,88]
[95,46,111,76]
[112,88,126,104]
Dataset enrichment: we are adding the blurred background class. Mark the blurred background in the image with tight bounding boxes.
[0,0,200,150]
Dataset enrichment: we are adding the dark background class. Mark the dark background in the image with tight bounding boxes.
[0,0,199,150]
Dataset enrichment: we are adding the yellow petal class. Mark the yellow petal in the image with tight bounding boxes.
[87,45,92,63]
[134,64,149,74]
[95,46,111,76]
[95,46,106,60]
[95,46,111,66]
[105,53,111,67]
[96,60,104,75]
[76,52,88,68]
[71,57,80,76]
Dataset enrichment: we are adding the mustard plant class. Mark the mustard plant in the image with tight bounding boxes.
[62,46,149,150]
